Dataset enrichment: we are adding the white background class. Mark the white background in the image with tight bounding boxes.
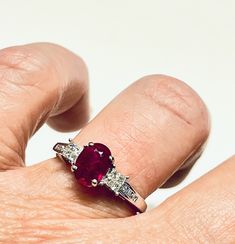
[0,1,234,207]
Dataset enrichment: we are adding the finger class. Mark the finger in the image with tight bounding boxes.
[75,75,209,195]
[35,74,209,217]
[143,155,235,243]
[160,142,206,187]
[0,43,89,169]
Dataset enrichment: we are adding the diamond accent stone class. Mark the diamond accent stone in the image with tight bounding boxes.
[60,143,83,164]
[119,182,138,202]
[101,168,126,193]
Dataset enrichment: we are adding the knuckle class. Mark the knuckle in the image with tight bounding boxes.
[0,43,88,91]
[0,45,49,73]
[137,74,210,138]
[0,44,56,95]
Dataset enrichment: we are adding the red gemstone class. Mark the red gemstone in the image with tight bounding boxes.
[74,143,113,187]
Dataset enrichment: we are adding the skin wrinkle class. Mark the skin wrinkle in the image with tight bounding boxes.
[0,184,120,229]
[50,48,88,118]
[0,65,48,103]
[153,159,235,243]
[15,218,105,242]
[0,69,29,104]
[128,111,184,185]
[100,102,155,180]
[130,128,196,196]
[1,73,43,94]
[0,137,23,163]
[51,86,87,118]
[32,109,50,136]
[3,124,27,155]
[140,78,209,188]
[99,112,145,171]
[45,164,132,217]
[160,140,206,188]
[0,73,49,166]
[0,46,50,74]
[130,165,158,198]
[142,76,193,125]
[0,137,24,169]
[143,86,191,125]
[104,120,133,156]
[0,44,89,170]
[1,197,106,220]
[4,108,26,138]
[159,78,192,108]
[46,66,66,116]
[12,164,130,218]
[0,82,13,99]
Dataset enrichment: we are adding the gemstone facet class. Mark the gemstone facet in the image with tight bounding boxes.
[74,143,113,187]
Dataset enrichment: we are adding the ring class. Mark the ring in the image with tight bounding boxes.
[53,140,147,213]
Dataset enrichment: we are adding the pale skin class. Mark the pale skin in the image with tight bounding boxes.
[0,43,234,243]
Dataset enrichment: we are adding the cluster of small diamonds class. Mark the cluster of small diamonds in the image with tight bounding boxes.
[54,143,83,164]
[100,168,126,194]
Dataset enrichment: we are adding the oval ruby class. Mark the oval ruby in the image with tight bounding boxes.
[74,143,113,187]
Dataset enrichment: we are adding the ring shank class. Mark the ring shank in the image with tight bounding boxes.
[118,181,147,213]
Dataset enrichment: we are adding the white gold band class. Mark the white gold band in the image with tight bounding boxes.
[100,167,147,212]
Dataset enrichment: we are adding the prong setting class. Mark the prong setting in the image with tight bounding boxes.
[109,155,116,167]
[71,164,78,172]
[91,179,98,187]
[88,142,94,146]
[99,181,104,186]
[109,155,114,162]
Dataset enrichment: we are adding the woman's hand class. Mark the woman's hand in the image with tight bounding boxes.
[0,43,234,243]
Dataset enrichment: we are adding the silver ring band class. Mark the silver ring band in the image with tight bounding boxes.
[100,167,147,213]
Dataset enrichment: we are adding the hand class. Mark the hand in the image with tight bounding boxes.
[0,43,234,243]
